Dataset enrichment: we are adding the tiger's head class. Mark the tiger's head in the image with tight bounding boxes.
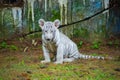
[38,19,60,42]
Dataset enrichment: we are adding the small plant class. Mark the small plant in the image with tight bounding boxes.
[8,45,18,51]
[19,60,25,66]
[0,41,18,51]
[0,41,8,48]
[91,41,100,49]
[78,41,83,48]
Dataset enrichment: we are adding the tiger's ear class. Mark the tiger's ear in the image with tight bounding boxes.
[54,19,60,28]
[38,19,45,29]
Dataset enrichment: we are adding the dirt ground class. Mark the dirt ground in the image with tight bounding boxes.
[0,37,120,80]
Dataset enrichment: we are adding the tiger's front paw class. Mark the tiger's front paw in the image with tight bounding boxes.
[41,60,50,63]
[54,61,63,64]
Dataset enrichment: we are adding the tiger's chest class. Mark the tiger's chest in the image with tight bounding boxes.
[45,42,57,53]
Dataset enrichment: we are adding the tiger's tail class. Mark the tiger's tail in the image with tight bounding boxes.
[79,54,104,59]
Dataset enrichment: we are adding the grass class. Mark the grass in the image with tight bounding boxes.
[0,59,119,80]
[32,63,80,80]
[0,45,119,80]
[31,63,117,80]
[86,69,116,80]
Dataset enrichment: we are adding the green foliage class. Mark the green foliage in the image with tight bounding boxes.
[78,40,83,48]
[91,41,101,49]
[0,41,8,48]
[50,10,60,21]
[0,41,18,50]
[8,45,18,50]
[73,27,89,38]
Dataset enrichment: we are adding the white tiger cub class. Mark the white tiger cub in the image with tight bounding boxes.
[38,19,104,64]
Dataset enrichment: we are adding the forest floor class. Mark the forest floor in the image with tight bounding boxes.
[0,37,120,80]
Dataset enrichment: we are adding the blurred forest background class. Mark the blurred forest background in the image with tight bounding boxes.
[0,0,120,42]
